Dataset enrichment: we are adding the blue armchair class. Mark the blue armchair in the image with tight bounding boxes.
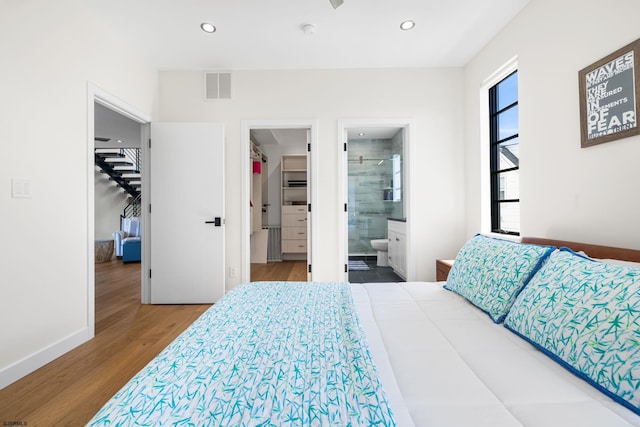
[114,217,141,263]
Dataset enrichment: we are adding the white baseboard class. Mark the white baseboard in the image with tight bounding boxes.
[0,328,92,390]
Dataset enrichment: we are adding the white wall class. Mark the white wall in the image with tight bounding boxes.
[0,0,158,388]
[158,68,466,287]
[463,0,640,250]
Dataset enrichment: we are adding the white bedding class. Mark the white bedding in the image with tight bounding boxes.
[352,282,640,427]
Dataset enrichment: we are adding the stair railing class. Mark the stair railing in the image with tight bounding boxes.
[120,194,142,230]
[122,148,141,172]
[123,193,142,218]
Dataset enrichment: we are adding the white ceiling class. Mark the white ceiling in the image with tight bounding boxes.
[86,0,529,70]
[90,0,529,146]
[94,103,142,148]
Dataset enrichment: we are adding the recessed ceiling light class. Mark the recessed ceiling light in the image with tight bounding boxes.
[200,23,216,33]
[358,132,365,136]
[400,20,415,31]
[116,139,124,144]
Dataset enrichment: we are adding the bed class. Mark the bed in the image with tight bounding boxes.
[88,236,640,426]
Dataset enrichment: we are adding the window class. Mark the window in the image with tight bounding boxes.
[489,71,519,235]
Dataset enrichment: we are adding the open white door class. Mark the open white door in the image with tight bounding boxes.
[150,122,225,304]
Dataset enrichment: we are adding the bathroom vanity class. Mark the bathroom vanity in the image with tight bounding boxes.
[387,219,407,280]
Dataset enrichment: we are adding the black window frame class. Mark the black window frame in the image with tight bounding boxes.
[489,70,519,236]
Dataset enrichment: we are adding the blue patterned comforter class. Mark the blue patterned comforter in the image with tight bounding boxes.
[88,282,396,426]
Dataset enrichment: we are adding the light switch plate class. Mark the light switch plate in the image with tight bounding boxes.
[12,178,32,198]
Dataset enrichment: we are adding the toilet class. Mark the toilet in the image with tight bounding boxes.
[370,239,389,267]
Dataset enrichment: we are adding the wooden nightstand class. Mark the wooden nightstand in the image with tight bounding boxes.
[436,259,454,282]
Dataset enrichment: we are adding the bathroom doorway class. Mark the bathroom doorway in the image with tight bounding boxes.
[340,122,410,283]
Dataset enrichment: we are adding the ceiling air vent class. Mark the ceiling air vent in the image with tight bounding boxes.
[204,71,232,100]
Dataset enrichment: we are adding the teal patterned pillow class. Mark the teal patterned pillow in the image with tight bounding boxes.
[444,234,554,323]
[505,248,640,414]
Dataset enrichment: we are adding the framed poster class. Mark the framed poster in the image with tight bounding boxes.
[579,38,640,148]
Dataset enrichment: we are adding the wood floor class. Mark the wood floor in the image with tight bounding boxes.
[251,260,307,281]
[0,259,306,426]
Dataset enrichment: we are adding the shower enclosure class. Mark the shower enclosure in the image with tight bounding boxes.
[348,133,404,255]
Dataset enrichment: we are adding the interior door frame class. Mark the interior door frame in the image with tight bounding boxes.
[337,118,415,282]
[88,84,152,332]
[241,120,318,283]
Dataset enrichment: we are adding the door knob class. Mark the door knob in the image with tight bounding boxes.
[205,217,222,226]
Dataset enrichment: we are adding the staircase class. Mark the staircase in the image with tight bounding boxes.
[95,148,141,198]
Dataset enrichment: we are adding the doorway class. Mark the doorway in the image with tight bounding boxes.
[241,121,317,283]
[94,101,144,266]
[88,84,150,337]
[338,119,414,283]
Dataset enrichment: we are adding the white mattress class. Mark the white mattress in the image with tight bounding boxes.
[352,282,640,427]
